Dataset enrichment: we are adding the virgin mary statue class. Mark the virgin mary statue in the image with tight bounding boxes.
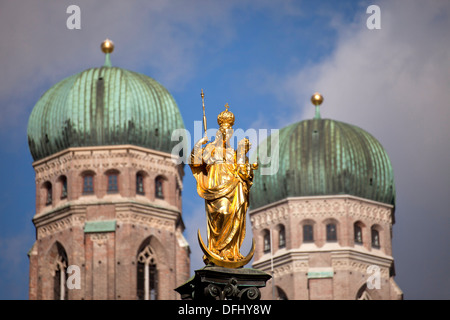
[189,104,258,268]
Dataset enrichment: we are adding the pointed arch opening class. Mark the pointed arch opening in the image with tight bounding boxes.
[262,229,271,254]
[137,245,158,300]
[154,175,166,199]
[49,242,68,300]
[371,225,382,249]
[276,224,286,249]
[43,181,52,206]
[276,286,288,300]
[58,175,68,199]
[136,171,147,195]
[354,221,365,245]
[136,236,166,300]
[356,284,372,300]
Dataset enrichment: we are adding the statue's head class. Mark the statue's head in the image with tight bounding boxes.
[214,129,233,150]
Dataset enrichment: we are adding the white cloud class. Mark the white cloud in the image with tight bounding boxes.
[0,0,302,134]
[277,0,450,298]
[284,1,450,140]
[282,0,450,198]
[0,0,239,131]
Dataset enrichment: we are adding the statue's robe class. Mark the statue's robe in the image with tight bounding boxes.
[190,143,252,261]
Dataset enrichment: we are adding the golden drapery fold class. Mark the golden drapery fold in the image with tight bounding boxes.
[190,140,253,263]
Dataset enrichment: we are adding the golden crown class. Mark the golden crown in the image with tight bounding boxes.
[217,103,235,129]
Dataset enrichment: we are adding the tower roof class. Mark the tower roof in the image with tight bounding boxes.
[27,41,185,161]
[250,99,396,209]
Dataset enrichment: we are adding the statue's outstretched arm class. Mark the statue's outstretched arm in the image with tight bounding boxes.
[190,136,209,168]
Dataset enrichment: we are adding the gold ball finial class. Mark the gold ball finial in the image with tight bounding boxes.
[311,92,324,106]
[101,39,114,54]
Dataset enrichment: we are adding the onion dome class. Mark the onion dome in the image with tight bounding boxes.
[250,93,396,209]
[27,39,185,161]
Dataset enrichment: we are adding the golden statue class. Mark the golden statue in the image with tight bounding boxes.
[190,93,258,268]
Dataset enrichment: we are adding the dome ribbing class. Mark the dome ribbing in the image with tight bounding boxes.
[250,118,396,209]
[27,66,185,161]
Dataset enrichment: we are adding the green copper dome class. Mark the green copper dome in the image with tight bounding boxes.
[28,66,185,161]
[250,118,396,209]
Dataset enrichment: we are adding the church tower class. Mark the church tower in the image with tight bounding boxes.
[249,94,403,300]
[27,40,190,300]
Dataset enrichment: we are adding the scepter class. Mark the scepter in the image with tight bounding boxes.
[201,89,207,139]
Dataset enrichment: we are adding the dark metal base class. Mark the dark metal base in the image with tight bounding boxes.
[175,264,272,301]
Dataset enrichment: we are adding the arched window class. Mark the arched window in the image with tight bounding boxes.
[52,244,68,300]
[354,223,363,245]
[136,173,145,195]
[155,176,164,199]
[82,173,94,194]
[358,291,372,300]
[59,176,68,199]
[263,229,271,254]
[44,182,52,205]
[276,286,288,300]
[303,224,314,243]
[371,227,380,249]
[356,284,372,300]
[326,223,337,242]
[107,172,119,193]
[137,245,158,300]
[176,182,182,203]
[278,225,286,249]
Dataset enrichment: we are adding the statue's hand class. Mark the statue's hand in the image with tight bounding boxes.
[196,136,209,146]
[191,136,209,166]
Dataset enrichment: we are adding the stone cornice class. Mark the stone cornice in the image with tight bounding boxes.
[250,195,393,230]
[116,211,175,232]
[34,212,86,239]
[115,200,181,226]
[33,203,85,227]
[331,249,393,272]
[32,145,183,187]
[34,200,181,238]
[33,145,175,167]
[253,249,310,274]
[253,248,393,278]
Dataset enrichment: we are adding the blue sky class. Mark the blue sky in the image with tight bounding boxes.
[0,0,449,299]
